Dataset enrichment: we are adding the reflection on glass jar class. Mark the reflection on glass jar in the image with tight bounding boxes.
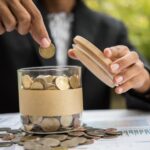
[17,66,83,134]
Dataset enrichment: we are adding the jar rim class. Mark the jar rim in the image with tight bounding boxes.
[17,65,81,72]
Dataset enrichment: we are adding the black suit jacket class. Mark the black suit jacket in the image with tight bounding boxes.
[0,1,149,113]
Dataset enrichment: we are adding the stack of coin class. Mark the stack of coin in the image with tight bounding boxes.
[0,126,122,149]
[21,74,81,90]
[21,114,81,133]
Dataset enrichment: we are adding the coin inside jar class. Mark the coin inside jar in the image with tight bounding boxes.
[39,43,56,59]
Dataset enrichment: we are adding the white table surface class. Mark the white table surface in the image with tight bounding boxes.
[0,109,150,150]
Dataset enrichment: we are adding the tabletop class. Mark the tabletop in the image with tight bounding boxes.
[0,109,150,150]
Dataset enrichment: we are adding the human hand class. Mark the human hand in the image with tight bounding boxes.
[0,0,50,48]
[104,46,150,94]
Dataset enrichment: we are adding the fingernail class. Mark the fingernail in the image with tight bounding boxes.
[41,38,50,48]
[111,64,119,72]
[117,88,123,94]
[116,76,123,83]
[104,48,112,57]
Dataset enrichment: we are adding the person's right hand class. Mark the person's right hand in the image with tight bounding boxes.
[0,0,50,48]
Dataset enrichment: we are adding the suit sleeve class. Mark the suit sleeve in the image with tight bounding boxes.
[115,22,150,110]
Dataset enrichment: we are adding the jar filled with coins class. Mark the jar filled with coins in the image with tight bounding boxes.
[17,66,83,134]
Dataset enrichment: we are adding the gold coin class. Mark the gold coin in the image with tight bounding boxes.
[30,81,44,90]
[21,75,33,89]
[29,116,43,124]
[38,137,60,147]
[55,76,70,90]
[39,43,56,59]
[69,75,80,89]
[60,115,73,128]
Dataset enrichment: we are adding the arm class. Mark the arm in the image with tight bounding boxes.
[0,0,50,48]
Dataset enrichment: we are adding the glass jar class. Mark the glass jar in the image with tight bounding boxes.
[17,66,83,134]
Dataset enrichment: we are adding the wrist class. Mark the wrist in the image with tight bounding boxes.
[134,71,150,93]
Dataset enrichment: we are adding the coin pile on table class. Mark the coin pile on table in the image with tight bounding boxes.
[21,74,81,133]
[0,126,122,149]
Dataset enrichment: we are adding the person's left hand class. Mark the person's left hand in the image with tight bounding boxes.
[103,45,150,94]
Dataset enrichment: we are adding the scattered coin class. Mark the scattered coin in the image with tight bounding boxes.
[86,129,105,137]
[68,131,85,137]
[2,134,15,141]
[39,43,56,59]
[29,116,43,125]
[38,137,60,147]
[55,76,70,90]
[21,115,29,124]
[45,134,68,142]
[105,128,122,135]
[0,127,11,132]
[0,126,122,148]
[0,142,13,147]
[30,81,44,90]
[82,139,94,145]
[61,138,79,148]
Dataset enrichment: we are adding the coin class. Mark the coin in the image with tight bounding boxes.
[105,128,122,135]
[73,115,81,128]
[24,124,34,131]
[21,75,33,89]
[52,147,68,150]
[40,118,60,132]
[60,116,73,128]
[55,76,70,90]
[0,142,13,147]
[45,134,68,142]
[0,126,122,148]
[77,137,87,144]
[82,139,94,145]
[68,131,85,137]
[2,134,15,141]
[21,115,29,124]
[61,138,79,148]
[23,141,44,150]
[38,137,60,147]
[30,81,44,90]
[0,134,10,138]
[0,127,11,132]
[69,75,80,89]
[29,116,43,125]
[20,135,39,142]
[86,129,105,137]
[39,43,56,59]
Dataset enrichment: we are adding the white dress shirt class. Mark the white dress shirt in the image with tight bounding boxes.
[48,13,74,66]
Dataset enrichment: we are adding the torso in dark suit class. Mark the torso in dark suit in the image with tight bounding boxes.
[0,1,149,113]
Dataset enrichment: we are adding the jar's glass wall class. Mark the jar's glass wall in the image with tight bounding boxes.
[17,66,83,134]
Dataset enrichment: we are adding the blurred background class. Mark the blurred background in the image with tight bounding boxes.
[84,0,150,109]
